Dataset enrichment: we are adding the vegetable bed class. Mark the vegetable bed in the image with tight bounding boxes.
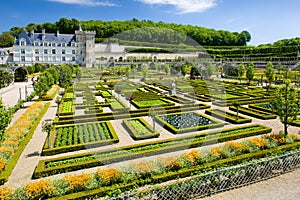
[42,122,119,156]
[156,112,224,134]
[205,108,252,124]
[123,118,159,140]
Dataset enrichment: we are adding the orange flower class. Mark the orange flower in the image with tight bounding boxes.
[25,179,53,199]
[63,173,91,190]
[249,138,268,148]
[0,186,13,200]
[181,149,200,164]
[0,158,5,171]
[265,134,286,144]
[0,147,14,155]
[225,141,247,152]
[211,147,221,158]
[2,140,19,147]
[97,168,121,184]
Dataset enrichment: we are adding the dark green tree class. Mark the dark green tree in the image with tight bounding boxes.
[0,32,14,47]
[271,81,299,135]
[246,62,255,84]
[237,63,245,83]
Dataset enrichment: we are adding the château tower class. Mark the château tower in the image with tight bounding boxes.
[75,25,96,67]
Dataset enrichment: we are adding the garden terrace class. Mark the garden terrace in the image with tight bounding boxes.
[123,118,160,140]
[33,124,272,178]
[156,112,225,134]
[42,121,118,156]
[229,106,277,120]
[205,108,252,124]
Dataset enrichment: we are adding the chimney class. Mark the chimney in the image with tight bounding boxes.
[56,30,60,37]
[30,29,34,37]
[42,29,46,40]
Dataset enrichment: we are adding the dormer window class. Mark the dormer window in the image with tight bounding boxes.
[71,43,76,47]
[20,41,25,46]
[44,42,48,46]
[52,42,56,47]
[62,43,66,47]
[34,42,39,46]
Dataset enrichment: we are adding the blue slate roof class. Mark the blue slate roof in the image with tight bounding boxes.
[15,29,76,46]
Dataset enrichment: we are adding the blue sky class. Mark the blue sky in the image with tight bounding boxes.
[1,0,300,46]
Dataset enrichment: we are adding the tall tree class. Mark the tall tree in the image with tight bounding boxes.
[0,32,14,48]
[271,81,299,135]
[237,63,245,83]
[265,62,275,86]
[246,62,255,84]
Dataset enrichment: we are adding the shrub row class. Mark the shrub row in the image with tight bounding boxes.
[41,122,119,156]
[40,85,60,100]
[229,106,277,120]
[205,109,252,124]
[123,118,160,140]
[33,124,271,178]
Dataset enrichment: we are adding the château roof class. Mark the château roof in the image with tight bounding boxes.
[15,29,76,46]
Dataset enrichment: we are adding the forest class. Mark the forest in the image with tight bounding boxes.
[2,18,251,47]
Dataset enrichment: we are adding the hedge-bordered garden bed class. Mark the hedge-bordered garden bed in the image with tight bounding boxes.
[0,102,50,185]
[205,108,252,124]
[123,118,160,140]
[229,106,277,120]
[42,121,119,156]
[155,112,225,134]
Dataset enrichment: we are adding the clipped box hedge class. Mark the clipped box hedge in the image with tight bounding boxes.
[41,121,119,156]
[47,141,300,200]
[205,108,252,124]
[123,118,160,140]
[229,106,277,120]
[33,124,271,178]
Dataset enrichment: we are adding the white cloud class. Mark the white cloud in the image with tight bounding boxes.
[48,0,116,7]
[138,0,217,13]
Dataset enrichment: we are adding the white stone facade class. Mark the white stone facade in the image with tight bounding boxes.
[13,27,96,67]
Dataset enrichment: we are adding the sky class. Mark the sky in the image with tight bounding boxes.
[1,0,300,46]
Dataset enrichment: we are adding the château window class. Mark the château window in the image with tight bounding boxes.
[62,57,66,61]
[35,56,39,61]
[62,49,66,54]
[20,41,25,46]
[62,43,66,47]
[71,43,75,47]
[52,49,56,54]
[44,49,48,54]
[35,49,39,54]
[52,43,56,47]
[72,50,76,54]
[21,49,25,54]
[44,42,48,46]
[72,57,75,61]
[35,42,39,46]
[21,56,25,61]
